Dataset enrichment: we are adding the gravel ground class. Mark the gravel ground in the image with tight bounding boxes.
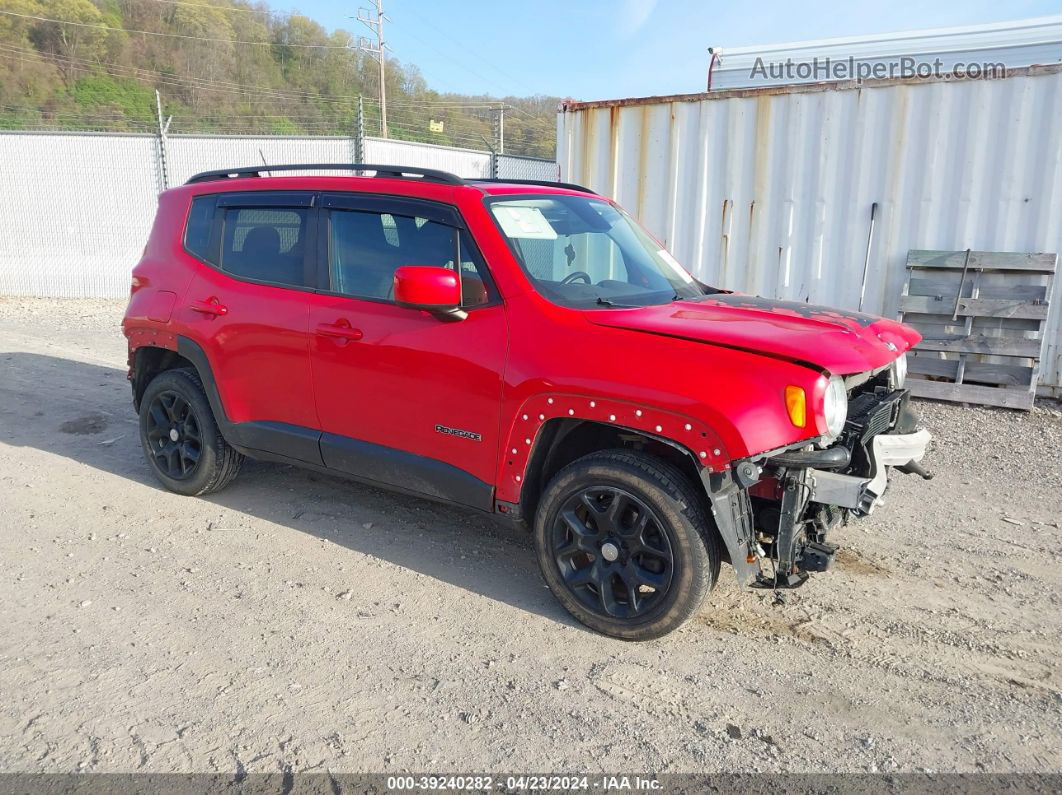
[0,296,1060,775]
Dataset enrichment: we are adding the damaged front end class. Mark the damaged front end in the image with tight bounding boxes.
[704,375,932,590]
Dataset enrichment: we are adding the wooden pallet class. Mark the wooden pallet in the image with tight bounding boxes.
[898,249,1057,410]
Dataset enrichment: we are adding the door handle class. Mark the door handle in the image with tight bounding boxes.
[190,298,228,317]
[316,321,363,341]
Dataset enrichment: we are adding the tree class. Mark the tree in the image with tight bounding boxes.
[28,0,109,81]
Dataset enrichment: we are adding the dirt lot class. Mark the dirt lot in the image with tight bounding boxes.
[0,296,1060,775]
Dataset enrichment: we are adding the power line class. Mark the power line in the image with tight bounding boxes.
[0,45,363,105]
[145,0,293,18]
[390,0,539,96]
[0,9,353,49]
[0,44,524,124]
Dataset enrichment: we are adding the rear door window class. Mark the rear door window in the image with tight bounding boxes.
[220,207,310,288]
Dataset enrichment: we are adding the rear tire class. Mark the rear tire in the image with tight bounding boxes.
[533,449,720,640]
[138,368,243,496]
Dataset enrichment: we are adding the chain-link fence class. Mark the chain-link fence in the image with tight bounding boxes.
[0,128,558,298]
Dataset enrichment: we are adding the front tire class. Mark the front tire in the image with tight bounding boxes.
[533,450,720,640]
[138,368,243,496]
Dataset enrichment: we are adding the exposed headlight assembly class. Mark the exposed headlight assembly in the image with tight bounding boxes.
[823,376,848,440]
[891,352,908,389]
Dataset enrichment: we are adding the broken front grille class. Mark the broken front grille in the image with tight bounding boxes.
[846,389,904,443]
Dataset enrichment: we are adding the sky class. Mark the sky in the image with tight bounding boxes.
[293,0,1062,101]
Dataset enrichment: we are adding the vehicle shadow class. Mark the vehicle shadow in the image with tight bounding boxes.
[0,350,578,629]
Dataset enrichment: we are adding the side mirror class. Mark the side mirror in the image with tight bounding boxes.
[393,266,466,321]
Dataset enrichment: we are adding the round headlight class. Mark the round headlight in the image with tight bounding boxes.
[823,376,848,439]
[892,353,908,389]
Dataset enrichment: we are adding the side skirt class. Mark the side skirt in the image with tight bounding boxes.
[321,434,494,513]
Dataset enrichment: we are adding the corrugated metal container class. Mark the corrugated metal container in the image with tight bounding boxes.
[709,16,1062,91]
[557,65,1062,392]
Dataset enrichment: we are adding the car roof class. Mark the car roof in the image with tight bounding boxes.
[179,164,597,199]
[467,180,599,198]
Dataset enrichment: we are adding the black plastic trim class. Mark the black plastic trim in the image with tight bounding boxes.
[236,421,323,465]
[471,177,596,195]
[320,193,464,228]
[321,433,494,512]
[186,164,464,185]
[215,191,315,208]
[767,446,852,470]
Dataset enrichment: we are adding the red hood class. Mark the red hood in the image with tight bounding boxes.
[588,294,920,375]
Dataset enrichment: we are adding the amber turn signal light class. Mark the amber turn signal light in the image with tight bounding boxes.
[784,385,807,428]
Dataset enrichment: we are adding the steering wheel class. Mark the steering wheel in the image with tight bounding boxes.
[561,271,593,285]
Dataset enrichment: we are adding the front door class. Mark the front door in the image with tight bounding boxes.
[306,193,507,509]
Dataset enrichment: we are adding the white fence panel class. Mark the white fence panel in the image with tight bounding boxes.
[558,66,1062,391]
[364,137,492,177]
[166,135,353,185]
[0,132,160,299]
[496,154,560,181]
[0,131,561,300]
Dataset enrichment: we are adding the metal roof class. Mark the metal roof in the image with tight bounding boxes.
[707,15,1062,91]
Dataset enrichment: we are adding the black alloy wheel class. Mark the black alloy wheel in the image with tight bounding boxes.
[551,486,674,619]
[145,390,202,480]
[138,367,243,496]
[533,449,720,641]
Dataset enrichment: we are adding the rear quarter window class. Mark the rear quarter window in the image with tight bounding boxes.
[184,196,218,264]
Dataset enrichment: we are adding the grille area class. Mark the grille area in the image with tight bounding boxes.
[846,389,903,443]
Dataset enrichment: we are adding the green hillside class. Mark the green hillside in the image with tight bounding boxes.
[0,0,558,157]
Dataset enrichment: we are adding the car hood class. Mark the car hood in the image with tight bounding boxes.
[587,294,920,375]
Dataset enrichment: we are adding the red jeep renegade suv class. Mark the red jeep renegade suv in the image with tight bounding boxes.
[123,164,931,640]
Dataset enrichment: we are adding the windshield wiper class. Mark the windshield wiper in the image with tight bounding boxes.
[595,297,639,308]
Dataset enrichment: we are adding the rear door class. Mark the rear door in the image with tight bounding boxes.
[180,190,322,463]
[306,192,508,508]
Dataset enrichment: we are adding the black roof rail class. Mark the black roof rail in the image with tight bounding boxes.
[185,163,464,186]
[470,177,597,195]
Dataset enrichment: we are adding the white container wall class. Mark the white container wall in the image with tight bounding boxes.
[558,65,1062,392]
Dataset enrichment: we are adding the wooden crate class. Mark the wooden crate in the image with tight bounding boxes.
[899,250,1057,410]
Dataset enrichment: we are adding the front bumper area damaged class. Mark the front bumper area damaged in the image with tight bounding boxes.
[703,388,932,590]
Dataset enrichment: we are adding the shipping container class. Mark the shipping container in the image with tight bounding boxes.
[706,15,1062,91]
[557,65,1062,393]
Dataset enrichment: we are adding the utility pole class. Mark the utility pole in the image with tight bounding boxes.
[356,0,388,139]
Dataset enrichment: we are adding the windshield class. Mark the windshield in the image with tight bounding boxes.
[488,195,705,308]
